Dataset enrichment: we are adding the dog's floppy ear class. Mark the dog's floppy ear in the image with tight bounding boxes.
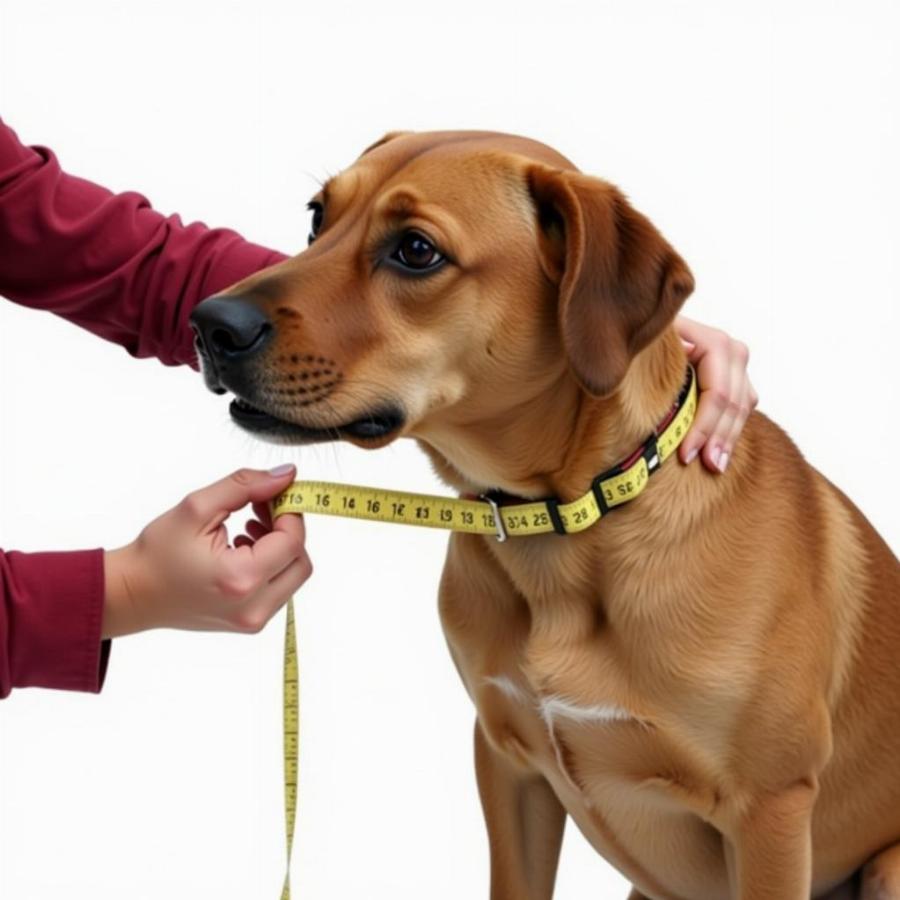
[359,131,414,157]
[527,166,694,396]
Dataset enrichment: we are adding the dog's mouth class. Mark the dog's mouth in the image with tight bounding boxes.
[228,395,406,445]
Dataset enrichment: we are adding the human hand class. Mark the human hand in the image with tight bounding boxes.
[674,316,759,473]
[102,465,311,638]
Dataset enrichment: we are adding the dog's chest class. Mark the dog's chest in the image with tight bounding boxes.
[473,656,732,899]
[438,528,750,897]
[453,536,737,788]
[446,546,737,899]
[473,628,729,798]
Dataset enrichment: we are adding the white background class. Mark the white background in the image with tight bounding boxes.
[0,1,897,898]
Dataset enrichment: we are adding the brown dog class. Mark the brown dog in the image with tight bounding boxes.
[190,131,900,899]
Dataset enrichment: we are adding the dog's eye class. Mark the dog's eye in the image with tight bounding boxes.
[393,231,445,271]
[307,201,324,245]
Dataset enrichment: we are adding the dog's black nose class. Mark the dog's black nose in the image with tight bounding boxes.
[190,296,272,361]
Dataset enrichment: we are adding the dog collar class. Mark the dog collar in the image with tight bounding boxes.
[477,364,697,539]
[272,366,697,540]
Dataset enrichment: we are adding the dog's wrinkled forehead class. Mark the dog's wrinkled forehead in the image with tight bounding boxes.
[324,130,578,214]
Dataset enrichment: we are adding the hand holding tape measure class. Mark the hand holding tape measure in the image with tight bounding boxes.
[102,465,312,640]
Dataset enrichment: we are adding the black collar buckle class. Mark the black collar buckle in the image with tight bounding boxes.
[643,433,661,475]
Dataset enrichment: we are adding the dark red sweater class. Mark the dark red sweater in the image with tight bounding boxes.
[0,118,288,698]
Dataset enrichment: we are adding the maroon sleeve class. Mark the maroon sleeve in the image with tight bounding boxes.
[0,117,289,368]
[0,118,288,697]
[0,549,110,698]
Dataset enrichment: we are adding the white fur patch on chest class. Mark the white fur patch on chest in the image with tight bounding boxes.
[483,676,636,798]
[483,676,633,725]
[540,695,634,726]
[483,675,530,704]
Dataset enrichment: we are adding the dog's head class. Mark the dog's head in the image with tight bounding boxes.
[192,131,693,451]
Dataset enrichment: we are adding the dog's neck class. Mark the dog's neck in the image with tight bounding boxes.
[415,328,687,503]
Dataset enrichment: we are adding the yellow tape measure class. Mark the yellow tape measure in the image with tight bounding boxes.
[280,598,298,900]
[271,366,696,541]
[272,366,696,894]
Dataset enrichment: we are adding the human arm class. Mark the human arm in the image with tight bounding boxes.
[0,466,308,698]
[0,117,288,368]
[0,119,299,698]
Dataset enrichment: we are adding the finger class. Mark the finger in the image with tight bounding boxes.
[722,380,757,465]
[673,315,708,355]
[246,514,307,580]
[179,464,296,529]
[240,555,314,633]
[701,405,736,472]
[679,351,732,465]
[698,349,749,471]
[706,349,753,471]
[273,510,306,543]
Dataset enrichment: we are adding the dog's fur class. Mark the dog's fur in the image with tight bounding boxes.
[206,132,900,899]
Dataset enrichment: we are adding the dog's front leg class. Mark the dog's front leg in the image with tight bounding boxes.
[475,720,566,900]
[725,779,818,899]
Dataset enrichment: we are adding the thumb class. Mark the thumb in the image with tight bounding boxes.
[180,464,297,525]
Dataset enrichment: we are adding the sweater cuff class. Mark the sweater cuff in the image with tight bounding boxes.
[5,548,110,694]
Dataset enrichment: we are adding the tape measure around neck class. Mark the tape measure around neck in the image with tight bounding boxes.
[271,366,697,540]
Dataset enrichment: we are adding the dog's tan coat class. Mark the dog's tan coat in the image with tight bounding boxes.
[222,131,900,899]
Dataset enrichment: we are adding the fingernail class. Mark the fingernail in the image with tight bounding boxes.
[268,463,296,477]
[717,451,730,473]
[710,446,721,469]
[684,447,698,465]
